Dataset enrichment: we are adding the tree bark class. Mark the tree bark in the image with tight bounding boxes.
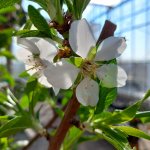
[48,93,80,150]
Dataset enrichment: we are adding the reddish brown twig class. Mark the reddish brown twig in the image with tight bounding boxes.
[48,93,80,150]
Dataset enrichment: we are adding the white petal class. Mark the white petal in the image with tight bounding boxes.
[44,59,79,89]
[25,65,38,76]
[95,37,127,61]
[38,75,52,88]
[16,48,32,64]
[52,87,60,95]
[36,38,57,62]
[76,77,99,106]
[97,64,127,88]
[17,37,40,54]
[69,19,96,58]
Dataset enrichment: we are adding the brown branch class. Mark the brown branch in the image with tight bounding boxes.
[48,93,80,150]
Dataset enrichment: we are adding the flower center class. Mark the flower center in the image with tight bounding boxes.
[57,46,72,59]
[27,55,46,71]
[81,59,98,77]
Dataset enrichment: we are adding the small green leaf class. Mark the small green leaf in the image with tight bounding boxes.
[62,127,83,150]
[87,47,97,60]
[95,86,117,114]
[135,111,150,123]
[46,0,56,20]
[54,0,63,23]
[103,101,141,124]
[95,125,132,150]
[73,0,90,19]
[114,126,150,140]
[135,111,150,118]
[0,50,15,59]
[141,90,150,102]
[65,0,73,12]
[29,0,48,11]
[14,29,48,37]
[23,19,32,30]
[67,57,83,68]
[0,116,32,138]
[54,107,64,117]
[28,5,51,35]
[0,6,16,14]
[98,90,150,125]
[19,71,30,78]
[0,92,7,102]
[102,133,132,150]
[0,0,20,9]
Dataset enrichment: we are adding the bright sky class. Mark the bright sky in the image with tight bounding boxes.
[90,0,122,6]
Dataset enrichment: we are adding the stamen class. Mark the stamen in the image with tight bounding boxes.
[27,55,46,72]
[81,60,98,78]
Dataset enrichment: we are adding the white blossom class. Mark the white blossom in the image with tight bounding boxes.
[17,37,59,94]
[44,19,127,106]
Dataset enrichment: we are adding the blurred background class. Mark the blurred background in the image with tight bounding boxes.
[0,0,150,149]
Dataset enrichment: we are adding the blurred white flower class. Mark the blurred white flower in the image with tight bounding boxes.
[17,37,59,94]
[45,19,127,106]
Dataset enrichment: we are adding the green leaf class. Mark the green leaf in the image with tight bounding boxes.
[97,90,150,125]
[62,127,83,150]
[102,133,132,150]
[99,124,128,143]
[67,57,83,68]
[135,111,150,123]
[23,19,32,30]
[0,29,13,48]
[54,107,64,117]
[78,135,99,144]
[95,87,117,114]
[114,126,150,140]
[54,0,63,23]
[0,0,20,9]
[46,0,56,20]
[92,111,112,124]
[0,92,7,102]
[29,0,48,11]
[87,47,97,60]
[0,50,15,59]
[103,101,141,125]
[65,0,73,12]
[135,111,150,118]
[73,0,90,19]
[0,65,15,87]
[19,71,30,78]
[28,5,51,35]
[14,29,48,37]
[0,116,32,138]
[24,77,38,114]
[141,89,150,102]
[0,15,7,23]
[95,125,132,150]
[0,6,16,14]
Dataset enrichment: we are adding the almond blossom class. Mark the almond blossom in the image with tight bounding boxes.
[17,37,59,94]
[44,19,127,106]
